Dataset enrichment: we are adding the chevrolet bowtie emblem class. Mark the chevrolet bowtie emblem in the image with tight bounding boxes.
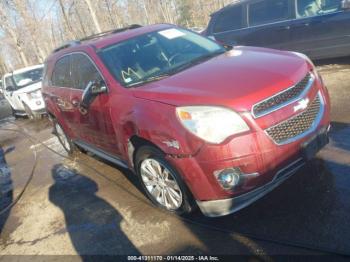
[294,98,309,112]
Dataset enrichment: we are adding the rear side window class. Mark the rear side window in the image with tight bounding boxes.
[249,0,290,26]
[71,54,102,90]
[51,56,71,87]
[213,6,244,33]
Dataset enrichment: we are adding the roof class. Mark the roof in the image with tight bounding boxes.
[2,73,11,80]
[48,24,173,60]
[211,0,245,16]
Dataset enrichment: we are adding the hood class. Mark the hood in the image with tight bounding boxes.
[13,81,42,95]
[132,47,311,112]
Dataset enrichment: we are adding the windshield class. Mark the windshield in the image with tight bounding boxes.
[12,67,43,89]
[4,76,14,91]
[98,28,225,87]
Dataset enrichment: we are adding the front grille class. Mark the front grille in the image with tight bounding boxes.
[252,73,313,118]
[266,94,322,144]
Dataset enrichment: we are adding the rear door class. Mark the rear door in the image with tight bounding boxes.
[289,0,350,59]
[244,0,294,50]
[70,53,119,155]
[210,0,294,50]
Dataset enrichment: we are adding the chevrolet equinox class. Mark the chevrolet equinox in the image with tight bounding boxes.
[42,24,331,217]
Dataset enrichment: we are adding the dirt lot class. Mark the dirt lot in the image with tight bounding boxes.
[0,60,350,260]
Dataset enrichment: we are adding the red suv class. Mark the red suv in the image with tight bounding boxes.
[42,24,331,217]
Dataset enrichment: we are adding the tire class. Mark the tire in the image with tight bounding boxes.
[53,120,75,155]
[135,145,195,215]
[11,107,19,119]
[23,103,41,120]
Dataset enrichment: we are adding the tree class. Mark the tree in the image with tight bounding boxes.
[0,0,233,71]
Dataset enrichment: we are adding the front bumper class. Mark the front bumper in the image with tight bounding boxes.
[32,108,47,115]
[195,125,330,217]
[196,158,305,217]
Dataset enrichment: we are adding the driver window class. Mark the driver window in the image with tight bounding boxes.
[71,53,103,90]
[296,0,342,18]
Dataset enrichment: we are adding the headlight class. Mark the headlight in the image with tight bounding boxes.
[27,90,42,100]
[176,106,250,144]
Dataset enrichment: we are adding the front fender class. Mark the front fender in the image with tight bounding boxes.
[116,98,204,160]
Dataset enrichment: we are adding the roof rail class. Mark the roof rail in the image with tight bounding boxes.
[52,24,142,54]
[80,24,142,42]
[53,40,81,53]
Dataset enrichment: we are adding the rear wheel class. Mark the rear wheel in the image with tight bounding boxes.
[54,121,75,154]
[135,145,195,215]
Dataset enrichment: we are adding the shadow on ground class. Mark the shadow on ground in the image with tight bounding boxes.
[49,164,140,257]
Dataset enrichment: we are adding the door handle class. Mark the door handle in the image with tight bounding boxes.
[291,23,310,29]
[278,25,290,30]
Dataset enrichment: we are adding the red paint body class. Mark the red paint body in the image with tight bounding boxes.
[42,24,331,203]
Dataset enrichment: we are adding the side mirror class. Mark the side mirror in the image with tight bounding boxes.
[6,86,15,92]
[81,80,107,109]
[342,0,350,9]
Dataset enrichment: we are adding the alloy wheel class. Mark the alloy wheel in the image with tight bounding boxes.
[140,158,183,210]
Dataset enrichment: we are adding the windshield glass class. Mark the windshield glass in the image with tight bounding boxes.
[12,67,43,89]
[98,28,225,87]
[4,76,14,91]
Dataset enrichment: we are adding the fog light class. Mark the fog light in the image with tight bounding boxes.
[36,101,41,106]
[215,168,241,190]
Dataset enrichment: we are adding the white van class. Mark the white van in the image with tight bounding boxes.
[2,65,46,119]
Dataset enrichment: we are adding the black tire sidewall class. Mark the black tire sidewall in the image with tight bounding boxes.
[11,107,19,119]
[135,145,194,215]
[23,103,35,120]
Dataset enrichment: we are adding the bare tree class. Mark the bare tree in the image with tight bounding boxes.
[0,0,234,71]
[0,4,30,67]
[83,0,102,33]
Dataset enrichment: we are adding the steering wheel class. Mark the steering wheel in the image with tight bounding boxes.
[168,53,182,66]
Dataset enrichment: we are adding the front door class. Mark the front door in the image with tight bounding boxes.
[289,0,350,59]
[50,55,78,137]
[69,53,120,156]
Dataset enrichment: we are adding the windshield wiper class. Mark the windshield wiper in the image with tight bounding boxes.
[126,74,170,88]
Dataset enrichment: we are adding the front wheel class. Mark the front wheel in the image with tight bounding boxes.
[10,106,19,119]
[135,145,195,215]
[23,103,41,120]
